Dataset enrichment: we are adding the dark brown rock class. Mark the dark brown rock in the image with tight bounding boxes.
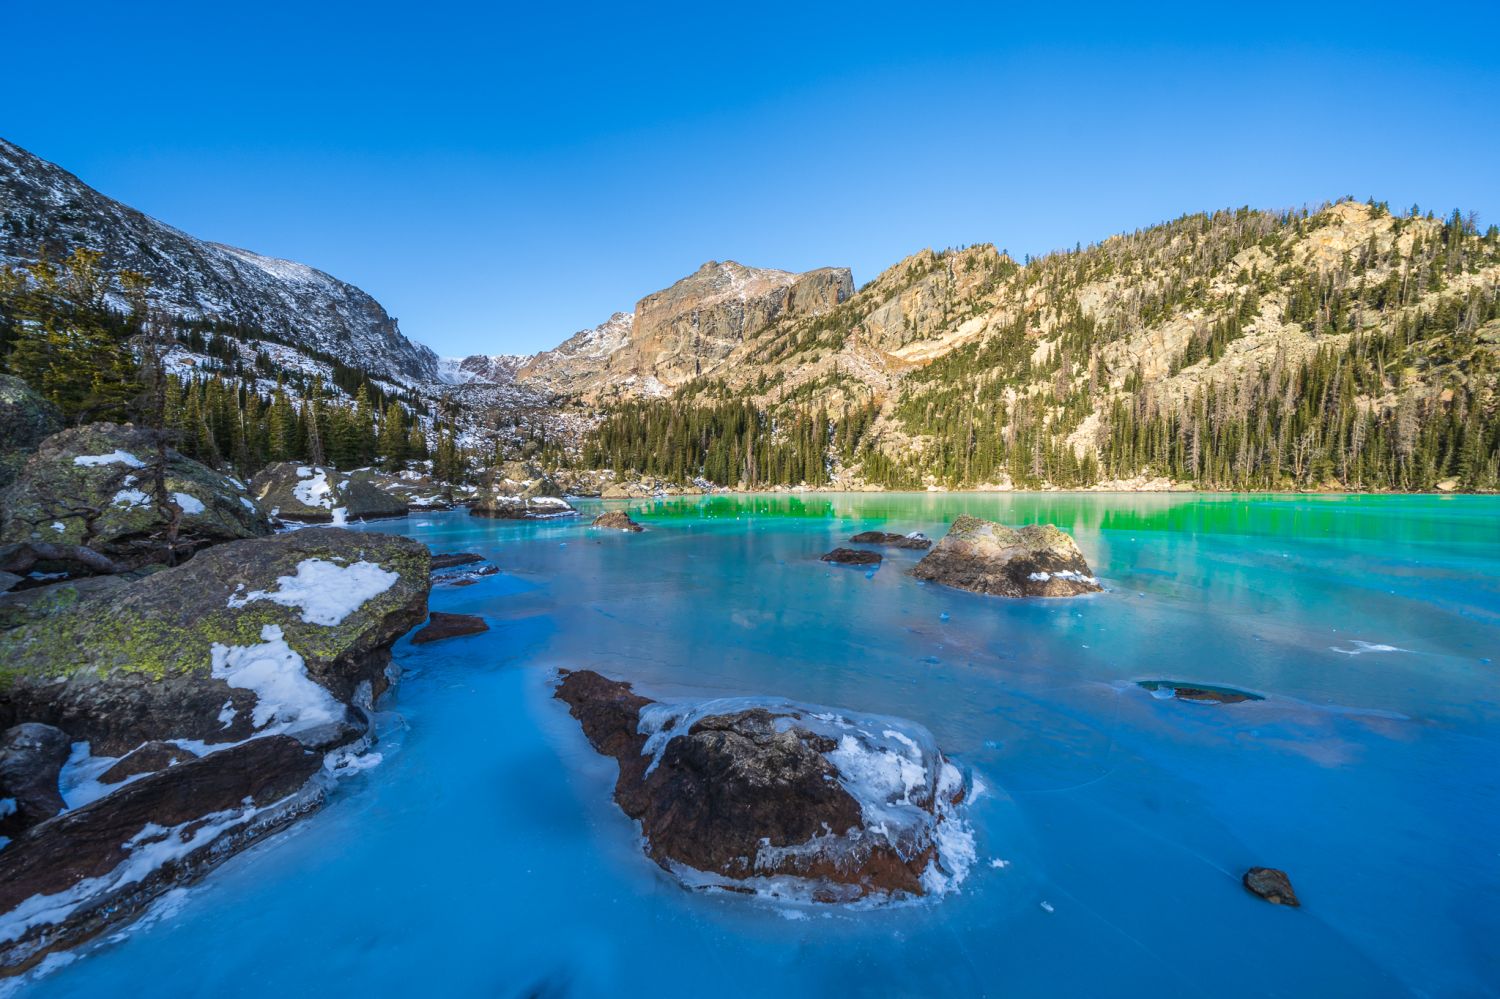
[591,511,644,532]
[0,736,323,975]
[1243,867,1300,906]
[911,516,1101,597]
[430,552,484,570]
[443,564,500,587]
[849,531,932,550]
[0,723,70,837]
[821,548,882,566]
[554,670,939,899]
[98,740,197,783]
[1139,681,1263,704]
[411,611,489,645]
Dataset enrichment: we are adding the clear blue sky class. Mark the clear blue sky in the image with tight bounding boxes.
[6,1,1498,356]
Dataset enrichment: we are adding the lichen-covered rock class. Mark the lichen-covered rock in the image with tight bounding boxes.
[910,516,1101,597]
[591,511,643,532]
[248,463,407,523]
[1243,867,1300,906]
[0,574,135,632]
[0,375,61,489]
[0,423,270,569]
[0,722,70,837]
[0,527,431,755]
[554,670,974,902]
[0,735,323,975]
[849,531,932,550]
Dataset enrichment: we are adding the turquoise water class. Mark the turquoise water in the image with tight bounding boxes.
[18,493,1500,997]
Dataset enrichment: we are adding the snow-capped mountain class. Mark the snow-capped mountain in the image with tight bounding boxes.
[0,137,439,384]
[435,352,534,385]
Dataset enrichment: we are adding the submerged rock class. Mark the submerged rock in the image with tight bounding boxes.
[1243,867,1300,906]
[910,516,1101,597]
[554,670,974,903]
[411,611,489,645]
[1138,680,1263,704]
[821,548,882,566]
[0,735,323,975]
[0,375,61,490]
[248,463,407,523]
[0,527,430,755]
[0,722,70,837]
[849,531,932,550]
[591,511,643,532]
[0,423,270,570]
[437,564,499,587]
[430,552,484,570]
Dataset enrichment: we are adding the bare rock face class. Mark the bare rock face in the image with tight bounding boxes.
[821,548,881,566]
[0,735,324,975]
[1243,867,1300,906]
[554,670,974,903]
[591,511,643,532]
[910,516,1101,597]
[849,531,932,550]
[0,722,71,836]
[520,263,852,399]
[0,423,270,570]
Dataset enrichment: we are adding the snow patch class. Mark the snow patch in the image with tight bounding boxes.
[226,558,397,626]
[172,492,205,515]
[209,624,341,731]
[72,451,144,468]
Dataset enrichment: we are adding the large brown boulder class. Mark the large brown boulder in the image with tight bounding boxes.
[554,670,974,902]
[0,423,270,570]
[591,511,643,532]
[910,516,1101,597]
[849,531,932,550]
[470,467,577,520]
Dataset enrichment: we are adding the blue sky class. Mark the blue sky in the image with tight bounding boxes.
[6,1,1498,356]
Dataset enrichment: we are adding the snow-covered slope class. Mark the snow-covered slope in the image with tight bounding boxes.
[435,352,535,385]
[0,137,439,384]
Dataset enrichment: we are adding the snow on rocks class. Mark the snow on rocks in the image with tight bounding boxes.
[71,451,144,468]
[226,558,399,626]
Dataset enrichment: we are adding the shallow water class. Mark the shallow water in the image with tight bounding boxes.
[18,493,1500,997]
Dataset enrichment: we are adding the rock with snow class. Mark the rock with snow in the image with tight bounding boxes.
[249,463,407,523]
[910,516,1101,598]
[0,735,324,975]
[0,527,430,755]
[554,670,975,903]
[0,423,271,570]
[0,723,71,837]
[469,464,577,519]
[849,531,933,551]
[0,375,61,490]
[97,741,197,784]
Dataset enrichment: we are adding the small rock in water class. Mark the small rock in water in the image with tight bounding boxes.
[820,548,882,566]
[591,511,644,532]
[848,531,933,551]
[430,552,484,571]
[1138,681,1263,704]
[1243,867,1300,906]
[411,611,490,645]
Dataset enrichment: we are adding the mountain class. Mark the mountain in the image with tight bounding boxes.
[517,263,853,399]
[0,137,438,384]
[578,202,1500,492]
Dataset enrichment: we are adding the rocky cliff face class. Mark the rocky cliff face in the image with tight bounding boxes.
[0,138,439,385]
[515,264,853,399]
